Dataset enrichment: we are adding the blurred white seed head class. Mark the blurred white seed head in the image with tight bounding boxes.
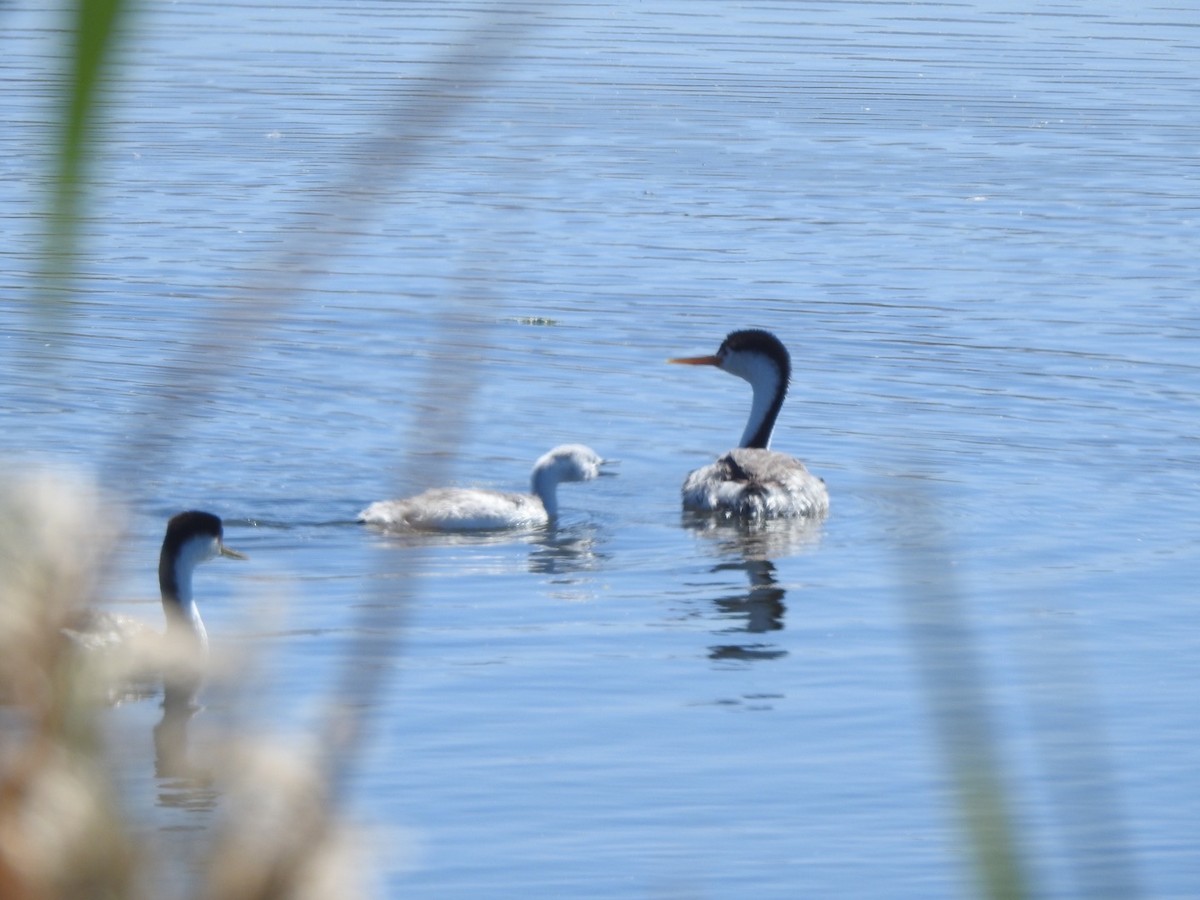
[202,738,374,900]
[0,464,123,704]
[0,743,138,897]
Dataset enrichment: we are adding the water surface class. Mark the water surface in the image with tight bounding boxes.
[3,2,1198,897]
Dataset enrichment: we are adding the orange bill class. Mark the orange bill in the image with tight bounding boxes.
[668,354,721,366]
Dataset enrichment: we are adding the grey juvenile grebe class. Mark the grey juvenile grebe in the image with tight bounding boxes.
[357,444,610,531]
[670,329,828,520]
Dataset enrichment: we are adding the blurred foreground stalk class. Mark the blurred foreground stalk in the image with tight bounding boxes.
[895,493,1032,900]
[0,470,140,900]
[40,0,129,324]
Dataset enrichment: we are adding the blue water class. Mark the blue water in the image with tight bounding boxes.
[3,2,1198,897]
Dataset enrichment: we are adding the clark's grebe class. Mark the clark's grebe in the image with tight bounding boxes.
[357,444,610,532]
[156,511,246,654]
[670,329,828,520]
[63,511,246,695]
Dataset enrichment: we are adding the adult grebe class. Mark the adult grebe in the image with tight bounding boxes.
[357,444,610,532]
[155,511,246,655]
[63,511,246,695]
[670,329,829,520]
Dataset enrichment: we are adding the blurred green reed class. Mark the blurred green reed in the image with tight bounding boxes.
[893,498,1031,900]
[41,0,129,319]
[894,486,1141,900]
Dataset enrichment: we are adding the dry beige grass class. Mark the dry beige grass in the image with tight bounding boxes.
[0,468,369,900]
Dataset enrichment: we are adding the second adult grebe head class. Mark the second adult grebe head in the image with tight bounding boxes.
[670,328,790,386]
[670,329,792,451]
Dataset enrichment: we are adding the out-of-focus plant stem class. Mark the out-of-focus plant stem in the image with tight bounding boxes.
[894,491,1032,900]
[41,0,129,321]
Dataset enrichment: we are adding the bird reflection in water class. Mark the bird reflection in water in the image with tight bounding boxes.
[683,514,824,663]
[527,523,609,602]
[708,558,788,661]
[153,680,219,812]
[365,520,607,570]
[527,523,607,575]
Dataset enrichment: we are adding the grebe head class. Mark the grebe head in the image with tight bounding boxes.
[670,329,792,450]
[531,444,609,485]
[528,445,611,520]
[159,511,246,606]
[162,511,246,567]
[670,328,791,386]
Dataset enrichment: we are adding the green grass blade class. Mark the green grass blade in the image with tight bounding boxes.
[41,0,129,317]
